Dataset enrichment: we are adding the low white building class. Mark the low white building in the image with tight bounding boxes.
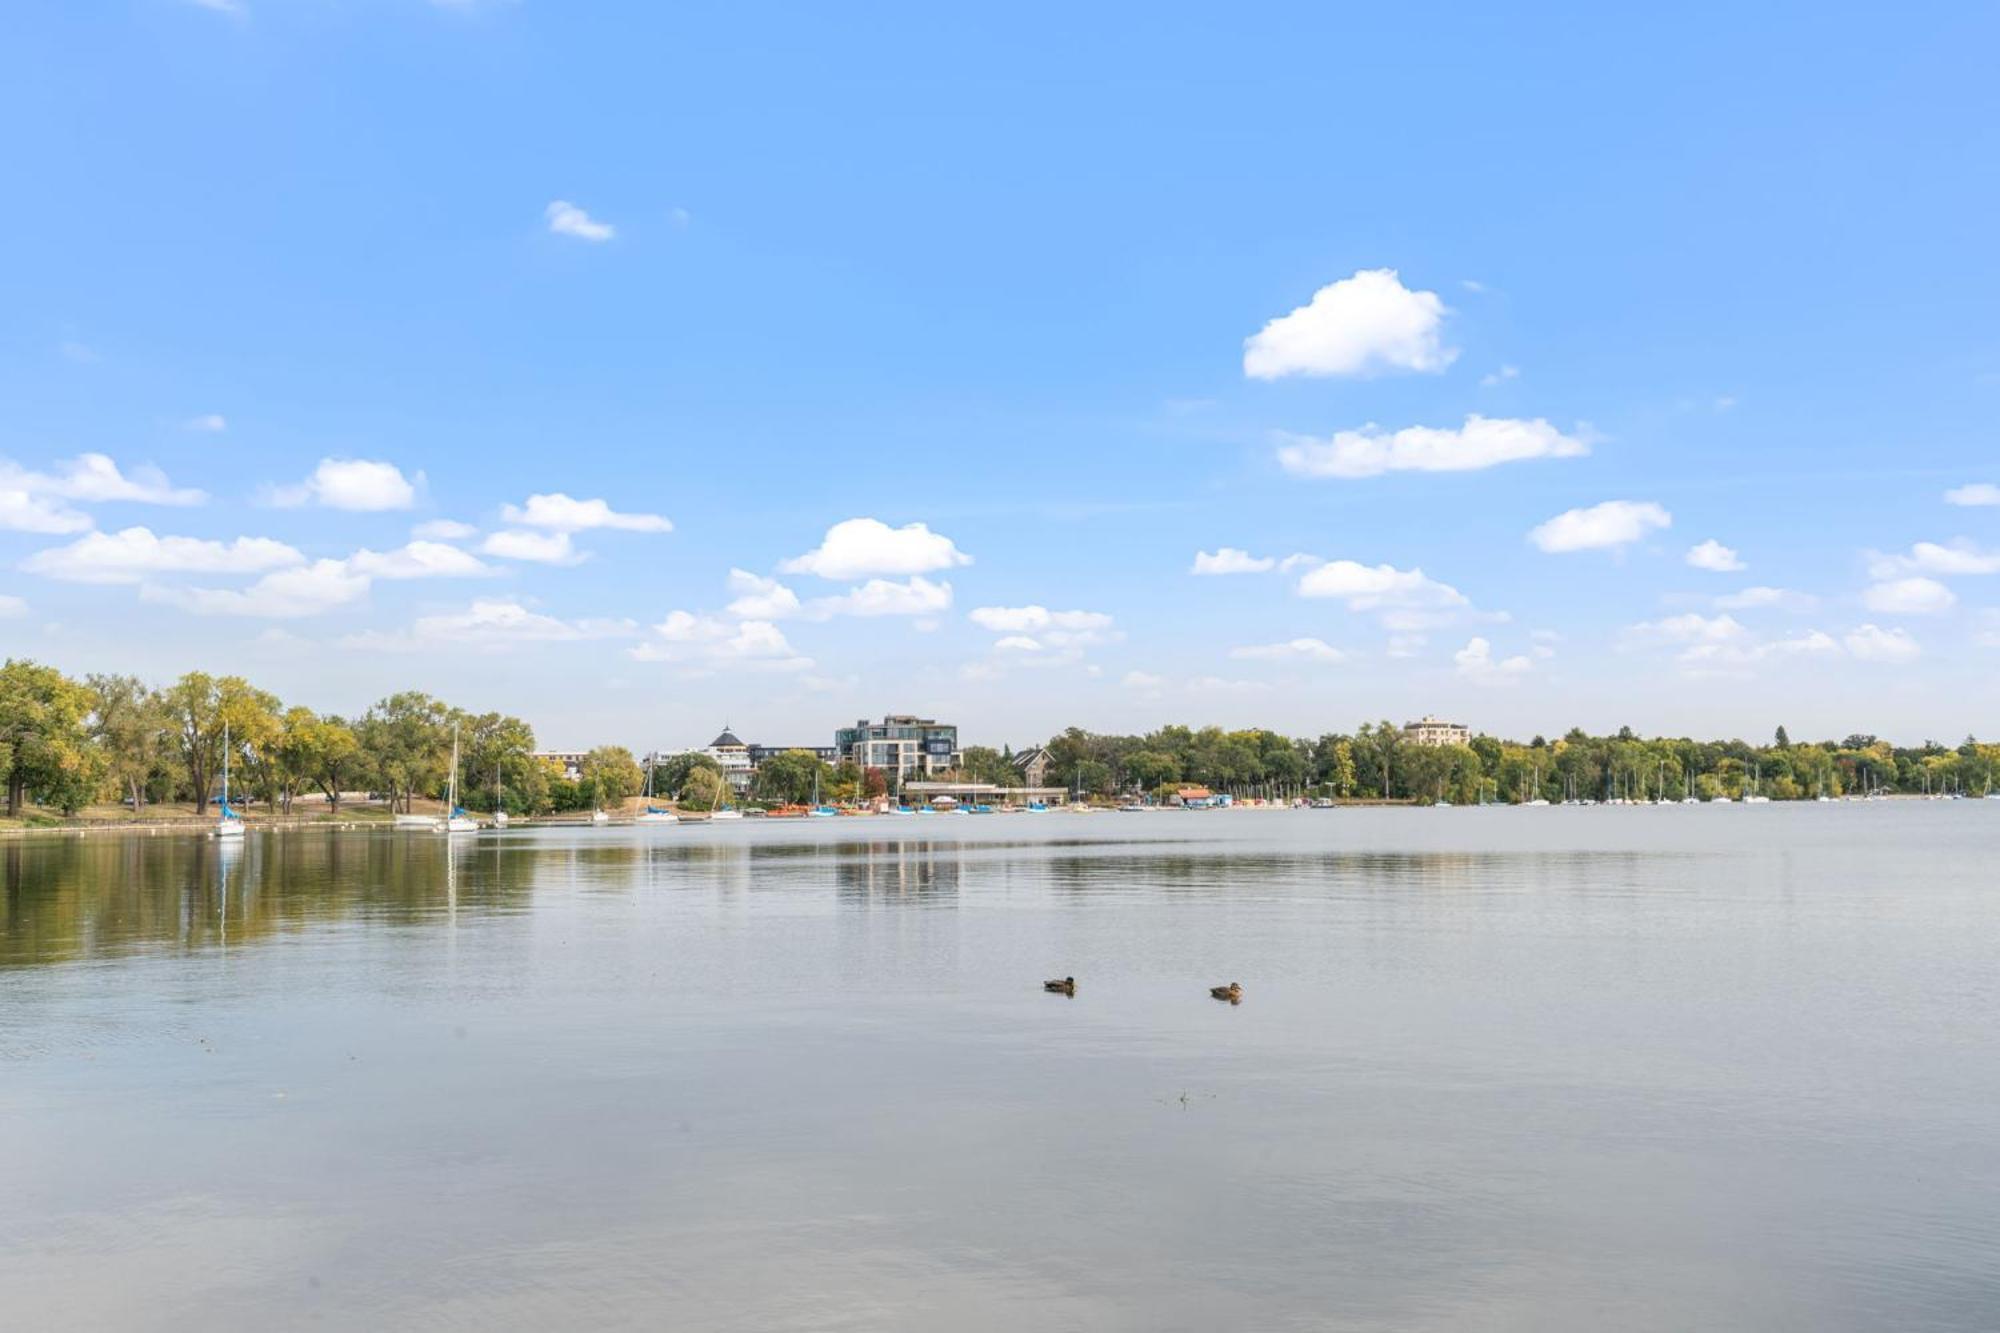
[1402,715,1471,747]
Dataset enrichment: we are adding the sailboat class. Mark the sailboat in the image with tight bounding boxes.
[214,720,246,840]
[442,725,478,833]
[636,755,679,824]
[809,768,838,817]
[491,762,509,828]
[1742,763,1771,804]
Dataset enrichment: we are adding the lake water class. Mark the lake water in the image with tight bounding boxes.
[3,807,1996,1330]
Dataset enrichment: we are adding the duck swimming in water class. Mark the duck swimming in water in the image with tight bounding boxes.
[1209,982,1242,1002]
[1044,976,1076,995]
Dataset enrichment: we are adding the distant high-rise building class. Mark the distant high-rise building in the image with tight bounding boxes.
[834,715,960,781]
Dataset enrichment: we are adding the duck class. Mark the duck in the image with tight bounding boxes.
[1043,976,1076,995]
[1209,982,1243,1001]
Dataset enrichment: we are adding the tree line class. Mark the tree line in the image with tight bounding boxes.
[0,658,649,819]
[992,723,2000,803]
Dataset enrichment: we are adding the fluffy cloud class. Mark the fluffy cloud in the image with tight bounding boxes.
[481,529,585,564]
[412,519,478,540]
[1228,637,1346,662]
[270,458,419,511]
[1677,630,1841,677]
[1685,539,1745,573]
[1191,547,1275,575]
[22,527,304,583]
[500,492,671,533]
[1243,268,1454,380]
[1624,613,1843,676]
[1121,670,1168,694]
[1275,415,1589,479]
[0,490,92,534]
[145,560,370,618]
[1454,636,1532,684]
[1625,613,1749,646]
[185,414,227,433]
[1479,365,1520,387]
[1867,540,2000,578]
[630,613,810,670]
[1715,586,1815,611]
[1528,500,1671,553]
[345,541,495,580]
[1944,483,2000,507]
[2,453,205,507]
[1843,624,1920,663]
[813,576,954,619]
[1862,577,1956,615]
[781,518,971,580]
[969,605,1114,633]
[1295,560,1467,613]
[546,200,614,242]
[344,599,638,652]
[724,569,803,620]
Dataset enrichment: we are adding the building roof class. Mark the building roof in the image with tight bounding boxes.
[709,727,745,748]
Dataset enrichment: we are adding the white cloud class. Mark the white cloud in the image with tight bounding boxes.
[1862,577,1956,615]
[630,614,810,670]
[0,490,92,534]
[412,519,477,540]
[1528,500,1671,553]
[500,492,671,533]
[546,200,614,242]
[725,569,803,620]
[1677,630,1841,677]
[969,605,1114,633]
[1121,670,1168,694]
[1685,539,1745,573]
[1867,540,2000,578]
[1243,268,1454,380]
[480,529,586,565]
[1275,415,1589,480]
[1191,547,1275,575]
[0,594,25,618]
[1,453,205,506]
[343,598,638,652]
[1479,365,1520,388]
[1625,613,1750,646]
[345,541,495,580]
[185,414,227,433]
[781,517,971,580]
[994,635,1043,653]
[1454,636,1533,685]
[22,526,303,584]
[1715,586,1816,611]
[1295,560,1467,612]
[145,560,370,618]
[1844,624,1921,663]
[812,576,954,619]
[1229,637,1346,662]
[270,458,419,511]
[1944,483,2000,507]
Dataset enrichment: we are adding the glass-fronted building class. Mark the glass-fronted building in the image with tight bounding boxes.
[833,715,960,781]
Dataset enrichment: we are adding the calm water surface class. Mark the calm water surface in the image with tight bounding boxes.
[3,807,1996,1330]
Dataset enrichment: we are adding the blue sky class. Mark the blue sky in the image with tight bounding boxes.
[3,1,1997,749]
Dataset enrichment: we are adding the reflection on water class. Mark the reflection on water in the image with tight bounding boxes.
[2,810,1999,1331]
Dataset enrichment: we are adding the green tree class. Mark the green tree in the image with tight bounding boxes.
[160,672,281,813]
[751,749,830,804]
[0,660,98,816]
[580,745,644,808]
[86,673,169,813]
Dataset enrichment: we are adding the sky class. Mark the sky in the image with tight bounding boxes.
[3,2,1998,751]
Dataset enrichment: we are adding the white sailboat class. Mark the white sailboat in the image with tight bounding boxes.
[636,755,678,823]
[442,724,478,833]
[214,720,246,840]
[491,763,509,828]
